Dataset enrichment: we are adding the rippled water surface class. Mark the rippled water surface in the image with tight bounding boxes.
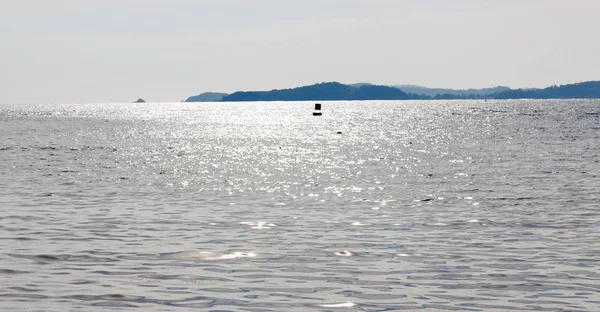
[1,100,600,311]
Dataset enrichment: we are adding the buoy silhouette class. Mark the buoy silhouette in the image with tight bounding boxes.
[313,103,322,116]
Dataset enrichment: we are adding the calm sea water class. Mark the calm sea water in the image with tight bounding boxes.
[1,100,599,311]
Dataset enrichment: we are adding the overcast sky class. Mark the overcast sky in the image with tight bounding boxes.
[1,0,599,104]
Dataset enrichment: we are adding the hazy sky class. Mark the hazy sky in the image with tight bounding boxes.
[1,0,599,103]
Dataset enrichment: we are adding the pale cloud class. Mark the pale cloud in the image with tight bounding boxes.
[1,0,599,103]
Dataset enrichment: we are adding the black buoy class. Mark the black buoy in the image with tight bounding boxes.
[313,103,322,116]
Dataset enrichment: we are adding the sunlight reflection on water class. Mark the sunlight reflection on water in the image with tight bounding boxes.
[0,100,599,311]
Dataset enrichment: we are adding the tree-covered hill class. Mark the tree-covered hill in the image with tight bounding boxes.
[221,82,417,102]
[183,80,600,102]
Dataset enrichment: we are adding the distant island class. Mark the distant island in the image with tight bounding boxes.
[393,85,512,97]
[224,82,425,101]
[185,92,229,102]
[491,81,600,99]
[134,98,146,103]
[184,80,600,102]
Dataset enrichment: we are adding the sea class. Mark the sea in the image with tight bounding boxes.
[0,99,599,311]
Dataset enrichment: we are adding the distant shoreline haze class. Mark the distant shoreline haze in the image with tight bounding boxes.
[183,80,600,102]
